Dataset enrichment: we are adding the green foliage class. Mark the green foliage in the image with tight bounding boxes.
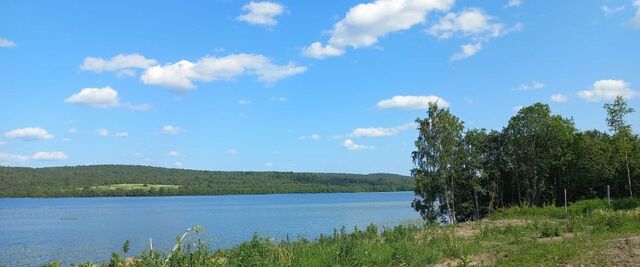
[0,165,413,197]
[122,240,131,254]
[412,98,639,223]
[538,222,561,238]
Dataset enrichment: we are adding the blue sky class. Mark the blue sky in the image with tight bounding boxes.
[1,0,639,174]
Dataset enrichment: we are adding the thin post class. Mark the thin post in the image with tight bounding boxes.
[607,185,611,205]
[564,189,568,215]
[150,238,153,251]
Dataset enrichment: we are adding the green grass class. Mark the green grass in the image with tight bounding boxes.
[49,198,640,267]
[89,184,180,191]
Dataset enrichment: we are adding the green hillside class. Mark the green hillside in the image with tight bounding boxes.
[0,165,413,198]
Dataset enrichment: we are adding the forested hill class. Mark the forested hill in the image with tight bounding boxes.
[0,165,413,197]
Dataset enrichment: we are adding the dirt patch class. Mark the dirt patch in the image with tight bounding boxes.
[599,235,640,265]
[434,253,495,266]
[537,232,575,243]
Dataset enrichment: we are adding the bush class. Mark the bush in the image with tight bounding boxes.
[539,222,561,238]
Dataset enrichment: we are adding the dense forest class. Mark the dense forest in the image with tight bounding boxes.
[412,96,639,223]
[0,165,413,197]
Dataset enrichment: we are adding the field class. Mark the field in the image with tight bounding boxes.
[88,184,181,191]
[47,198,640,266]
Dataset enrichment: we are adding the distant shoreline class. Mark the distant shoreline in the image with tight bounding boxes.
[0,164,415,198]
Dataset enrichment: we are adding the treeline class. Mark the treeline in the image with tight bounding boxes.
[0,165,413,197]
[412,96,639,223]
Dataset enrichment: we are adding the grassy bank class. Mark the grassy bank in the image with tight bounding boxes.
[44,198,640,266]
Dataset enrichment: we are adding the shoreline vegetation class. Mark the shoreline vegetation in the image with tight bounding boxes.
[42,198,640,266]
[0,165,413,198]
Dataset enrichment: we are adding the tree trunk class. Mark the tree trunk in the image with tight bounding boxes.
[626,151,633,198]
[474,189,480,220]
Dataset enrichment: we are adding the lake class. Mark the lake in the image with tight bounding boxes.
[0,191,421,266]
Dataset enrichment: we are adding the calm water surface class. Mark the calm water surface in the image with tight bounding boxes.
[0,191,420,266]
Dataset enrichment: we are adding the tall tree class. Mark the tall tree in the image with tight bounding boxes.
[412,103,465,223]
[503,104,575,206]
[604,96,636,197]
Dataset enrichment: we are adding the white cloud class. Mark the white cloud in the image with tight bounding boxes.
[166,150,180,156]
[578,79,637,101]
[303,0,454,59]
[269,96,288,102]
[514,81,544,91]
[265,162,274,167]
[174,161,183,167]
[0,153,30,163]
[512,105,524,112]
[4,127,54,140]
[550,94,568,103]
[451,42,482,61]
[237,1,285,26]
[227,149,238,156]
[302,42,345,59]
[115,132,128,137]
[124,103,153,112]
[0,141,6,146]
[162,125,184,135]
[631,0,640,28]
[506,0,522,8]
[351,127,398,137]
[96,128,109,137]
[349,122,415,138]
[65,87,120,108]
[32,151,68,161]
[0,37,16,48]
[299,134,321,141]
[602,5,625,16]
[80,54,157,74]
[377,95,449,109]
[342,139,375,151]
[65,87,151,111]
[238,99,253,105]
[428,8,521,60]
[140,54,306,90]
[68,128,77,134]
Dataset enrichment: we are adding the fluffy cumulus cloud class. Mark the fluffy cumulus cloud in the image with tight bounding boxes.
[141,54,306,90]
[162,125,184,135]
[80,54,158,76]
[550,94,568,103]
[65,87,120,108]
[631,0,640,28]
[515,81,544,91]
[349,122,415,138]
[4,127,54,140]
[237,1,285,26]
[32,151,68,161]
[342,139,375,151]
[578,80,637,102]
[65,87,151,111]
[303,0,454,59]
[377,95,449,109]
[166,150,180,156]
[428,8,522,60]
[0,37,16,48]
